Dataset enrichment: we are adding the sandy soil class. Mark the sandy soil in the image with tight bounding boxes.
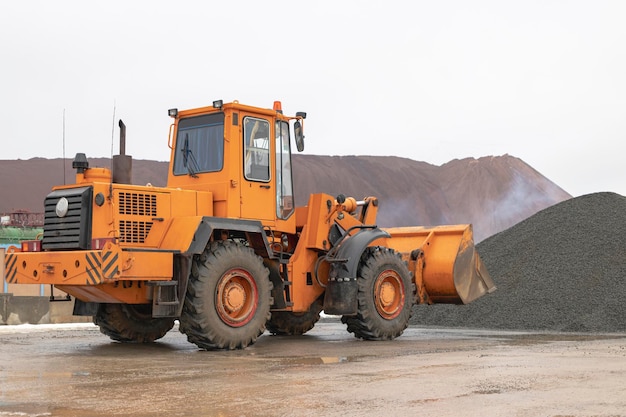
[0,321,624,417]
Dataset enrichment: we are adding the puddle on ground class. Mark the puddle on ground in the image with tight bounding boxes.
[497,332,626,346]
[0,401,52,417]
[281,356,352,365]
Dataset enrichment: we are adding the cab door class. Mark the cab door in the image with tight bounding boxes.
[240,116,275,221]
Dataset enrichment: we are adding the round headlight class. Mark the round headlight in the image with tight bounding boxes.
[56,197,69,217]
[95,192,105,206]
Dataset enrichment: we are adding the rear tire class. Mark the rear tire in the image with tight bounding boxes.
[341,247,413,340]
[179,241,272,350]
[267,298,323,336]
[94,304,174,343]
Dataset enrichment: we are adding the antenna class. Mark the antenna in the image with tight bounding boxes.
[110,100,116,160]
[62,109,66,185]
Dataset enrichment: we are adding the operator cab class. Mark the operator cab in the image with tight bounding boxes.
[166,100,305,231]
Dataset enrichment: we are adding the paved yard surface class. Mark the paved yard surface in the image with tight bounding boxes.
[0,321,624,417]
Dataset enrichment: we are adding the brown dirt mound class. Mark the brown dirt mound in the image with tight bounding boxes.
[410,192,626,332]
[0,154,570,242]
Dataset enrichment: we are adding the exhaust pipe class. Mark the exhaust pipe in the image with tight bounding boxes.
[112,119,132,184]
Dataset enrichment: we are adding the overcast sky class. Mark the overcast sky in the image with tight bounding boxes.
[1,1,625,197]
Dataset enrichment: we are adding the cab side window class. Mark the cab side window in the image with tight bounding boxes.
[243,117,270,182]
[275,121,294,219]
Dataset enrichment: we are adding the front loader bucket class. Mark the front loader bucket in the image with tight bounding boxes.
[444,226,495,304]
[382,224,496,305]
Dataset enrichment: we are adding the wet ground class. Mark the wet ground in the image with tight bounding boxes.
[0,319,625,417]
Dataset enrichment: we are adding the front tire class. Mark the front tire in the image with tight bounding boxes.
[342,247,414,340]
[94,304,175,343]
[179,241,272,350]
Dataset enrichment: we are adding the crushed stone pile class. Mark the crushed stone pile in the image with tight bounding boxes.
[409,192,626,332]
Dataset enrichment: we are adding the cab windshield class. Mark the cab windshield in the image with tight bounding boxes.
[173,113,224,176]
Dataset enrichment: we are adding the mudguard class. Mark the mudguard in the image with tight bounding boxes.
[187,217,273,258]
[323,227,390,315]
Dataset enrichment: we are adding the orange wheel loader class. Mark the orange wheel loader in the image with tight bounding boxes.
[4,100,495,350]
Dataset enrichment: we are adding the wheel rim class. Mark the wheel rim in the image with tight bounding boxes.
[216,268,258,327]
[374,269,405,320]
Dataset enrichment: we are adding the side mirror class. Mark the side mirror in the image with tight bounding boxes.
[294,120,305,152]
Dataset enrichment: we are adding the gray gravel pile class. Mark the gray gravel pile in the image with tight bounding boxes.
[410,192,626,332]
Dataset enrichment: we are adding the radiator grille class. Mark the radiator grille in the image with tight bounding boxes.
[119,221,153,244]
[118,192,157,216]
[42,187,92,250]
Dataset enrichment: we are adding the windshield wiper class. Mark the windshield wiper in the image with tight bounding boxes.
[182,134,200,178]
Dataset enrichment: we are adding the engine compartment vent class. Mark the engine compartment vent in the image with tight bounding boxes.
[119,220,153,244]
[118,192,157,216]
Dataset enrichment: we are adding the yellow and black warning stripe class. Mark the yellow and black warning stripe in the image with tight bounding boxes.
[101,248,119,280]
[5,253,17,284]
[85,252,102,285]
